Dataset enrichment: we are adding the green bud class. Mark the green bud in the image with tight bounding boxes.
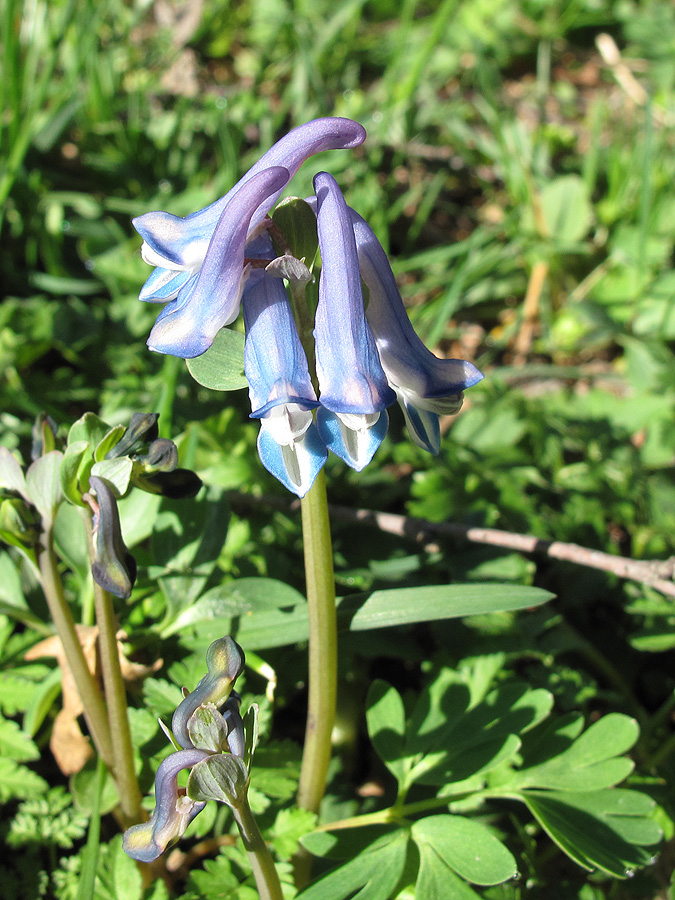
[105,413,159,459]
[272,197,319,268]
[187,704,230,754]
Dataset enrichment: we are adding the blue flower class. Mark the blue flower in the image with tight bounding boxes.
[350,208,484,453]
[134,118,483,497]
[134,117,367,354]
[242,237,327,497]
[146,167,290,358]
[313,172,395,471]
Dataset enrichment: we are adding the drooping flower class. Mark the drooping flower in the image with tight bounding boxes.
[123,749,210,863]
[349,209,484,453]
[134,117,367,313]
[146,167,290,358]
[242,237,327,496]
[313,172,395,471]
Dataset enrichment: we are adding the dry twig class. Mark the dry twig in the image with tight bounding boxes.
[230,493,675,599]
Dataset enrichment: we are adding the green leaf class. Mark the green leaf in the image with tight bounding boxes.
[187,753,249,807]
[0,712,40,761]
[509,713,639,791]
[186,583,553,650]
[0,447,29,500]
[109,835,143,900]
[23,666,62,736]
[94,425,126,461]
[25,451,63,526]
[60,441,90,505]
[186,328,248,391]
[117,489,162,548]
[529,175,592,244]
[297,830,409,900]
[346,584,554,630]
[406,678,553,788]
[270,808,317,860]
[415,853,483,900]
[0,551,28,610]
[0,757,47,801]
[366,680,407,784]
[68,413,112,450]
[142,678,184,717]
[53,502,90,580]
[412,815,518,885]
[164,577,306,638]
[90,457,134,497]
[152,492,230,628]
[515,789,661,877]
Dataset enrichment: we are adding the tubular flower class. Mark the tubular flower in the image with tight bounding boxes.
[123,749,210,863]
[147,167,290,358]
[242,237,327,496]
[133,117,367,308]
[134,118,483,496]
[313,172,395,471]
[349,209,484,453]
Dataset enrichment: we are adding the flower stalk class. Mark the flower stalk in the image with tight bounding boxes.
[37,527,114,768]
[232,795,284,900]
[297,467,337,815]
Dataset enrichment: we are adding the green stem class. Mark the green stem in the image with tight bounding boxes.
[82,510,143,827]
[37,529,114,767]
[232,797,284,900]
[293,469,337,889]
[296,468,337,815]
[157,354,182,438]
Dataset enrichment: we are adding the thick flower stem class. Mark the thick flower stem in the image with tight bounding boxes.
[294,469,337,889]
[82,510,144,827]
[37,529,114,768]
[297,468,337,816]
[232,797,284,900]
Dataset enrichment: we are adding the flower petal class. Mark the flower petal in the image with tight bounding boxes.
[147,167,290,358]
[257,416,327,497]
[243,263,318,418]
[316,408,389,471]
[313,172,395,416]
[139,265,194,303]
[350,208,483,405]
[123,749,210,862]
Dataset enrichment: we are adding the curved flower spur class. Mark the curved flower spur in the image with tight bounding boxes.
[133,117,483,496]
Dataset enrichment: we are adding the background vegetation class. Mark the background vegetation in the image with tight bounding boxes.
[1,0,674,897]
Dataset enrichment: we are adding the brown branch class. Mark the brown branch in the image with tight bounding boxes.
[229,493,675,599]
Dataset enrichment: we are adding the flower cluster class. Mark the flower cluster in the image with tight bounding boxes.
[134,118,483,496]
[123,637,250,863]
